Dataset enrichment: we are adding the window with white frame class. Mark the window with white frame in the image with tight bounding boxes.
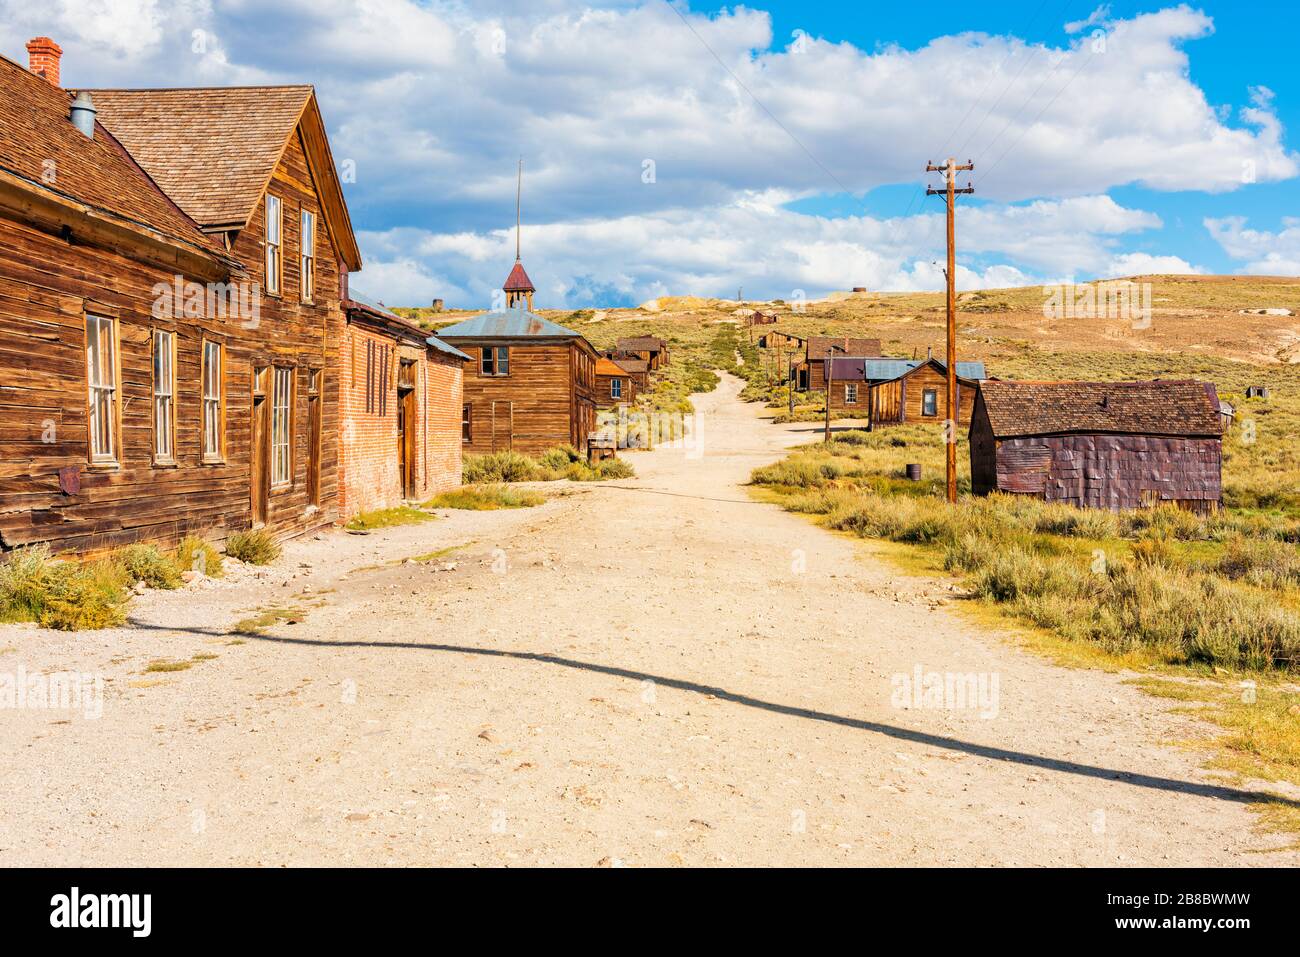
[265,194,282,294]
[152,330,176,462]
[85,314,118,463]
[272,367,293,486]
[845,382,858,404]
[202,340,224,461]
[611,378,622,398]
[300,208,315,302]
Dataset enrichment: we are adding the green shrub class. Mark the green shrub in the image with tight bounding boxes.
[117,544,182,589]
[428,484,545,510]
[537,445,582,471]
[346,506,437,531]
[463,451,537,483]
[0,546,128,630]
[596,457,635,479]
[225,529,282,565]
[0,546,57,622]
[175,535,224,578]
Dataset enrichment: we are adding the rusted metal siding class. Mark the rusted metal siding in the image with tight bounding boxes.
[992,434,1222,512]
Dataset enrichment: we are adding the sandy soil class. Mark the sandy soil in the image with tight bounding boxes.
[1,373,1296,867]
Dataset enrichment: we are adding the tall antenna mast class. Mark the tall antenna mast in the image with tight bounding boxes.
[515,157,523,262]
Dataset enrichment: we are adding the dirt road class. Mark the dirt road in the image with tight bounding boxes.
[2,373,1296,866]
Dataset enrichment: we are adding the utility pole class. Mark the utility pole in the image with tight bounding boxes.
[823,344,845,442]
[926,157,974,504]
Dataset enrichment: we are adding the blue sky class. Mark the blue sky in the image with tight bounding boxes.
[3,1,1297,307]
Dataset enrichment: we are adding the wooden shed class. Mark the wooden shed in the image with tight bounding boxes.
[969,380,1224,513]
[616,336,669,370]
[828,357,985,426]
[756,330,805,351]
[437,305,598,456]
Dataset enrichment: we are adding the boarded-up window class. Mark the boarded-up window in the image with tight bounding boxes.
[300,208,315,302]
[272,367,293,486]
[152,329,175,463]
[365,341,391,415]
[202,341,224,462]
[85,314,118,464]
[265,194,282,294]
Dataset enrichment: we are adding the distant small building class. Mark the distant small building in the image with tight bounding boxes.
[757,330,805,351]
[969,380,1224,513]
[828,357,985,425]
[595,356,636,409]
[1246,385,1270,399]
[616,336,669,370]
[803,336,883,391]
[608,355,650,391]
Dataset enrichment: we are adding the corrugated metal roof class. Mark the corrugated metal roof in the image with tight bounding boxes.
[426,335,470,362]
[831,358,987,381]
[435,305,581,339]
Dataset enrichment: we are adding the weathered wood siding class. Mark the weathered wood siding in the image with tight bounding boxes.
[0,214,247,552]
[595,372,635,410]
[967,392,998,495]
[989,434,1222,512]
[229,126,342,538]
[452,339,585,456]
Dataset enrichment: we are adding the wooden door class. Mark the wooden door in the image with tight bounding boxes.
[490,400,513,452]
[398,386,416,499]
[307,369,322,506]
[250,366,270,526]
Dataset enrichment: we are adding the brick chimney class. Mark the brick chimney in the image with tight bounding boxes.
[26,37,62,86]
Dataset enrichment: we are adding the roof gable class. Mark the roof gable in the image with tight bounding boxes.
[808,336,882,360]
[86,85,361,269]
[979,380,1223,438]
[0,56,222,260]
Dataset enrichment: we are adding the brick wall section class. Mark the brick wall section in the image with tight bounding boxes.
[338,322,462,519]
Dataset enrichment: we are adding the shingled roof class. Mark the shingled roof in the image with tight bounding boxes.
[617,336,667,351]
[978,380,1223,439]
[807,336,882,360]
[86,84,361,269]
[0,55,223,260]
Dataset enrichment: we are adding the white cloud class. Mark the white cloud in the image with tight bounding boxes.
[353,194,1187,307]
[1205,216,1300,275]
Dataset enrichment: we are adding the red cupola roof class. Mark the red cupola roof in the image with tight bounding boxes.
[503,261,535,292]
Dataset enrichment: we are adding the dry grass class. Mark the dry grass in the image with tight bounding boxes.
[427,484,545,510]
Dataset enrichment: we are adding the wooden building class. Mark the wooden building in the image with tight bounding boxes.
[594,356,636,410]
[828,357,984,426]
[616,336,669,370]
[436,305,598,455]
[757,330,805,351]
[339,291,466,518]
[801,336,882,391]
[0,50,245,552]
[608,355,650,391]
[89,77,364,541]
[969,380,1224,513]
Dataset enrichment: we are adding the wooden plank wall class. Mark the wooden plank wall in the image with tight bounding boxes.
[228,126,342,539]
[452,340,576,456]
[0,216,249,552]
